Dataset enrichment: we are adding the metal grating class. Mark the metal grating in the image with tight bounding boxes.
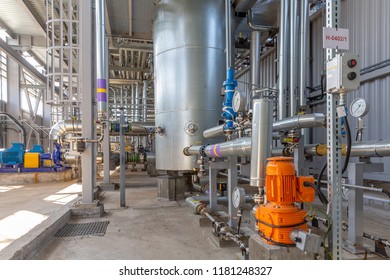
[54,221,110,237]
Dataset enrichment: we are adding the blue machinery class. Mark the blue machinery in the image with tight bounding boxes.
[0,143,67,173]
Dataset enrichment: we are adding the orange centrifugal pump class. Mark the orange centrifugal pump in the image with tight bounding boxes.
[255,157,315,245]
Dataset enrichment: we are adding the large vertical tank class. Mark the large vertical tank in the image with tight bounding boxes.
[154,0,226,171]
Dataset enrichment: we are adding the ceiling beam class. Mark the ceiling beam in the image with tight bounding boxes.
[110,65,150,72]
[109,78,143,85]
[0,38,46,84]
[16,0,46,36]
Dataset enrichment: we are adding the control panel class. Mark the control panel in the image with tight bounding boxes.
[326,53,360,93]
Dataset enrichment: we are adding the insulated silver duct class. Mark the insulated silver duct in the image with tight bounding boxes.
[272,113,326,132]
[184,137,252,158]
[203,113,326,139]
[50,120,151,140]
[186,139,390,159]
[49,120,82,141]
[250,99,273,187]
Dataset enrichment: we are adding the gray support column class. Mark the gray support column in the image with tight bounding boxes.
[345,163,364,252]
[131,84,135,121]
[119,107,126,207]
[135,83,140,121]
[209,166,218,213]
[228,156,238,227]
[80,0,95,204]
[142,80,147,121]
[103,120,110,183]
[326,0,342,260]
[344,162,384,254]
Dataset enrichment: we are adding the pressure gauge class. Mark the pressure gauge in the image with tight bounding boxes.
[232,91,246,113]
[350,98,369,118]
[232,187,246,208]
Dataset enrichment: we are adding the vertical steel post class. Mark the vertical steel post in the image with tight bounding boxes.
[228,156,238,227]
[326,0,342,260]
[143,80,147,122]
[80,0,95,204]
[120,87,126,207]
[209,165,218,213]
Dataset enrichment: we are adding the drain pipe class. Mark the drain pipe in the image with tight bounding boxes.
[0,112,26,147]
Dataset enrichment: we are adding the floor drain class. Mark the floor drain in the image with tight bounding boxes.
[55,221,110,237]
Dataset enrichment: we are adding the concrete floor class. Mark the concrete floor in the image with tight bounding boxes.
[0,178,80,252]
[1,170,389,260]
[33,172,240,260]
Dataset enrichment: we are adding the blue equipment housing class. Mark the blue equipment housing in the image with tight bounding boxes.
[0,143,26,165]
[28,144,45,154]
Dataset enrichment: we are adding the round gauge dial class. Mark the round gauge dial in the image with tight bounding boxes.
[350,98,369,118]
[232,91,246,113]
[232,187,246,208]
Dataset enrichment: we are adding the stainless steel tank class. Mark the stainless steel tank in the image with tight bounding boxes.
[154,0,225,170]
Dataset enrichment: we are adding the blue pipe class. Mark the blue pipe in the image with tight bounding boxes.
[222,67,237,132]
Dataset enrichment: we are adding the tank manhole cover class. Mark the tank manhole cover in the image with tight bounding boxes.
[54,221,110,237]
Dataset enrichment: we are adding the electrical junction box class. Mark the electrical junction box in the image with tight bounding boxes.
[326,53,360,93]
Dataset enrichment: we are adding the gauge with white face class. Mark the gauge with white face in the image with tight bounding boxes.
[350,98,369,118]
[232,91,246,113]
[232,187,246,208]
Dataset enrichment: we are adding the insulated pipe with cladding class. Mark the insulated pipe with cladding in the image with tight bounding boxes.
[250,99,273,187]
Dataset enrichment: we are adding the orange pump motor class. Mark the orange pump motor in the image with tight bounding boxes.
[256,157,315,245]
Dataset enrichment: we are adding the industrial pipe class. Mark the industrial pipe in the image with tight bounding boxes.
[287,140,390,158]
[186,139,390,159]
[250,31,261,95]
[186,195,254,214]
[278,0,289,120]
[289,0,298,117]
[247,8,277,32]
[299,0,309,107]
[203,124,225,139]
[49,120,82,141]
[0,112,26,147]
[50,119,151,141]
[250,99,273,187]
[203,113,326,139]
[96,0,107,119]
[184,137,251,158]
[272,113,326,132]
